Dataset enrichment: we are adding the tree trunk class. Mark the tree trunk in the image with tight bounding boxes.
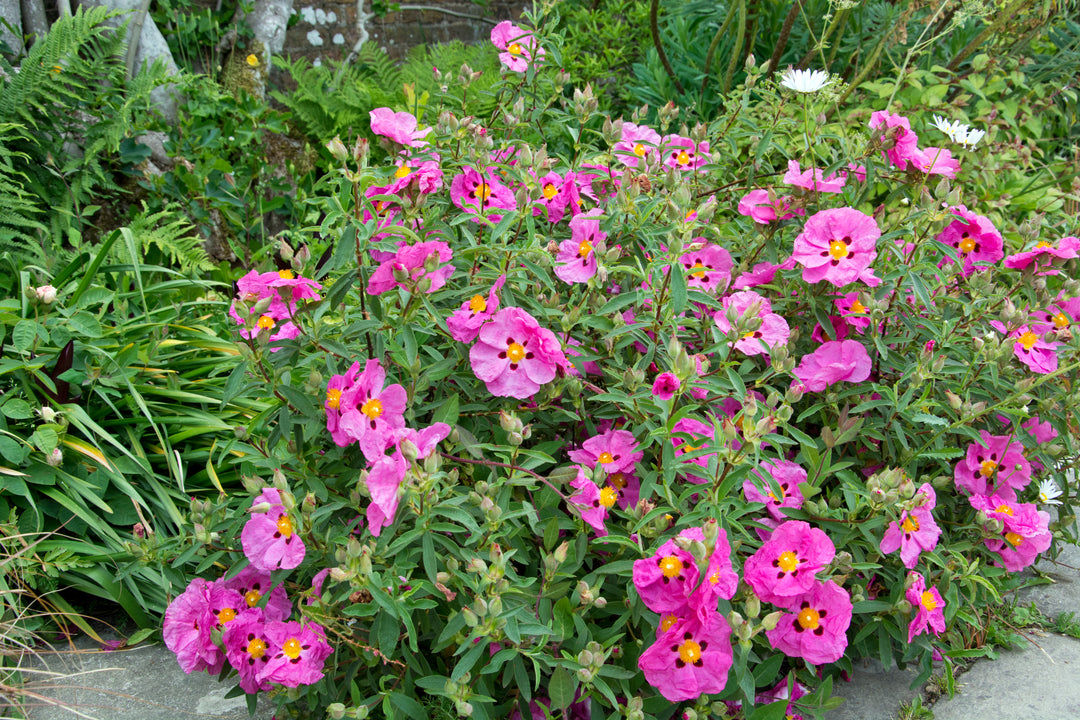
[0,0,24,56]
[78,0,181,124]
[242,0,292,56]
[20,0,47,44]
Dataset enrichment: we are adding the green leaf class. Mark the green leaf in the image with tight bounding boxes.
[127,627,155,645]
[748,700,791,720]
[67,311,102,338]
[910,412,949,427]
[432,394,459,427]
[1,398,34,419]
[12,319,39,352]
[547,666,576,710]
[668,260,687,316]
[390,692,429,720]
[30,427,58,454]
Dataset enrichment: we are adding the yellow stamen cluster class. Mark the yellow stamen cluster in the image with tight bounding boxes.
[797,607,821,630]
[506,342,526,363]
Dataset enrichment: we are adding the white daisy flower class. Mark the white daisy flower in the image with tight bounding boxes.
[779,68,831,94]
[930,114,985,148]
[1038,478,1063,506]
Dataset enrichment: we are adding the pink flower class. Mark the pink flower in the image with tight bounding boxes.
[1005,324,1060,374]
[905,572,945,644]
[469,307,566,398]
[568,429,642,476]
[490,21,545,72]
[450,167,517,222]
[325,361,364,448]
[756,678,811,718]
[255,621,333,688]
[638,611,733,701]
[679,242,734,294]
[841,163,867,183]
[369,107,431,147]
[447,275,506,343]
[241,496,305,572]
[670,417,718,484]
[633,526,739,618]
[555,210,605,284]
[222,610,273,693]
[1021,415,1058,444]
[652,372,681,400]
[366,449,408,537]
[783,160,846,193]
[744,521,835,605]
[532,171,574,223]
[732,257,797,289]
[367,240,455,295]
[604,471,641,510]
[791,340,872,393]
[715,290,790,356]
[163,578,229,675]
[879,483,941,569]
[1004,236,1080,273]
[743,460,807,521]
[737,189,800,225]
[792,207,880,287]
[222,567,291,622]
[661,135,710,171]
[969,494,1052,571]
[834,293,872,333]
[386,155,443,195]
[614,123,662,168]
[869,111,920,169]
[911,147,960,178]
[953,431,1031,500]
[337,359,409,462]
[766,580,852,665]
[569,467,612,537]
[936,205,1003,276]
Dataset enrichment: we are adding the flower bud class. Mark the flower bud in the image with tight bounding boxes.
[326,136,348,164]
[35,285,57,304]
[327,703,346,719]
[760,610,783,631]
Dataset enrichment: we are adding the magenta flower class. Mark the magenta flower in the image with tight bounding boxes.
[766,580,852,665]
[905,572,945,644]
[652,372,681,400]
[1032,293,1079,336]
[604,470,641,510]
[911,147,960,178]
[366,449,408,538]
[791,340,872,393]
[337,359,409,462]
[163,578,228,675]
[953,431,1031,500]
[554,210,605,284]
[446,275,506,343]
[569,467,612,537]
[633,526,738,618]
[222,610,273,693]
[737,189,800,225]
[532,170,574,223]
[732,257,797,289]
[1004,236,1080,273]
[613,122,662,168]
[992,322,1060,375]
[369,107,431,147]
[744,521,835,605]
[568,429,642,477]
[241,500,305,572]
[255,621,333,688]
[783,160,845,193]
[970,494,1052,572]
[792,207,880,287]
[469,307,566,399]
[879,483,941,569]
[638,611,733,701]
[679,242,734,294]
[756,677,811,718]
[714,290,791,356]
[222,567,291,622]
[450,167,517,222]
[325,361,363,448]
[835,293,872,333]
[869,111,920,169]
[386,155,443,196]
[743,459,807,521]
[367,240,455,296]
[660,135,710,171]
[936,205,1004,276]
[490,21,545,72]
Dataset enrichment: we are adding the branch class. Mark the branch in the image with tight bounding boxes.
[396,4,497,25]
[649,0,685,95]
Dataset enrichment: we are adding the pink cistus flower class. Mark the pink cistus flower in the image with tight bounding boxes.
[367,240,455,296]
[490,21,545,72]
[554,210,606,284]
[791,340,872,394]
[1004,236,1080,273]
[714,290,791,356]
[911,147,960,178]
[469,307,567,399]
[446,275,507,343]
[835,293,872,334]
[325,361,362,447]
[386,154,443,196]
[568,428,642,477]
[756,677,811,719]
[652,372,681,400]
[783,160,846,193]
[743,520,835,605]
[737,189,800,225]
[679,241,734,294]
[936,205,1004,276]
[990,322,1060,375]
[636,526,740,620]
[222,567,292,622]
[766,580,852,665]
[743,459,807,521]
[670,417,718,484]
[369,107,431,147]
[569,466,612,537]
[732,257,797,290]
[614,122,663,168]
[879,483,941,569]
[792,207,880,287]
[450,167,517,222]
[905,572,945,644]
[869,110,920,169]
[366,449,407,538]
[337,359,408,462]
[255,621,333,688]
[969,493,1052,572]
[532,170,574,223]
[953,431,1031,500]
[638,610,733,701]
[241,492,306,571]
[661,135,710,172]
[604,470,641,510]
[163,578,230,675]
[221,609,273,693]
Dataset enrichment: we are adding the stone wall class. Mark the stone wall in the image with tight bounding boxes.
[282,0,528,65]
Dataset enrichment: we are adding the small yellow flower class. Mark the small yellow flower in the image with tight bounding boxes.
[246,54,259,67]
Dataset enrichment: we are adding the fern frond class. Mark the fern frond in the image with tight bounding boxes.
[120,203,216,274]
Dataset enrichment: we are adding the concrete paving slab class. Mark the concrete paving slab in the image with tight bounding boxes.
[20,635,274,720]
[931,633,1080,720]
[1016,539,1080,620]
[826,658,923,720]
